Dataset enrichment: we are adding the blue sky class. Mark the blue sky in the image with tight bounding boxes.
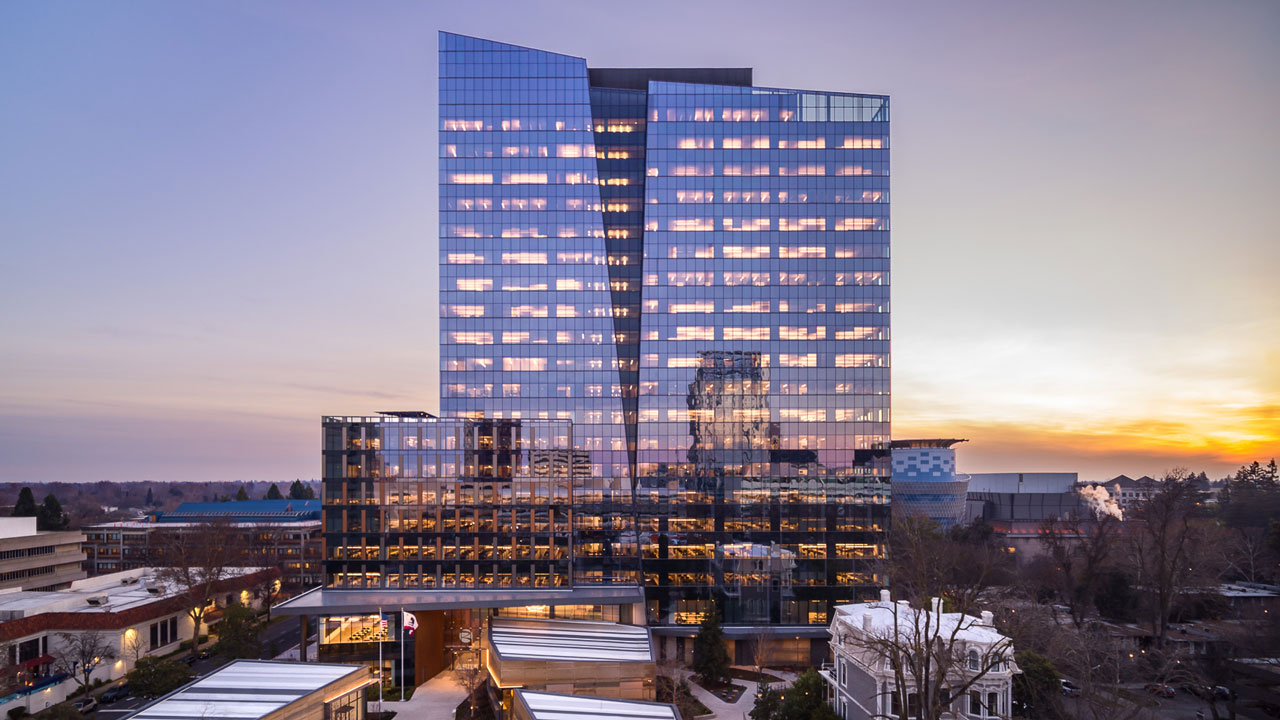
[2,1,1277,483]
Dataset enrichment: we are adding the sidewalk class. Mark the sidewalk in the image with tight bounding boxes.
[381,671,466,720]
[682,667,797,720]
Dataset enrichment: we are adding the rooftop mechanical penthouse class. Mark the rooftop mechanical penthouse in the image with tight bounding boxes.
[344,31,891,660]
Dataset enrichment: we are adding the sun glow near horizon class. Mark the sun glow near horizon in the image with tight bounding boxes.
[894,318,1280,479]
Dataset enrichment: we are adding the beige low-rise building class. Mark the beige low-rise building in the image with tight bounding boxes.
[0,517,85,592]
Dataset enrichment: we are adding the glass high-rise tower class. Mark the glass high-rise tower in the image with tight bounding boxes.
[439,31,890,646]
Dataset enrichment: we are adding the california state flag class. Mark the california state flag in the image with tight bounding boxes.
[403,612,418,637]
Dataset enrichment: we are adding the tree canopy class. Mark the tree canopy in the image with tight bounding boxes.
[264,484,284,500]
[127,656,193,697]
[288,480,315,500]
[691,605,731,685]
[751,669,839,720]
[11,487,36,518]
[214,604,262,659]
[37,493,69,531]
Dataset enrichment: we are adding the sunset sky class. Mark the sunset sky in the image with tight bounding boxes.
[2,1,1277,484]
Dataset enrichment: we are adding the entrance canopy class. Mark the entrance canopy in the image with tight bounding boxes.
[273,585,645,616]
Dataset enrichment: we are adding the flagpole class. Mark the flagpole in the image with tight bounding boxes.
[378,606,384,713]
[399,607,405,697]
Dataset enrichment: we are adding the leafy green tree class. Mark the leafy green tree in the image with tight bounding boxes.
[264,484,283,500]
[691,605,731,686]
[749,684,782,720]
[234,486,250,502]
[12,487,36,517]
[214,603,263,659]
[37,494,69,531]
[127,656,193,697]
[288,480,316,500]
[776,669,838,720]
[1013,651,1065,719]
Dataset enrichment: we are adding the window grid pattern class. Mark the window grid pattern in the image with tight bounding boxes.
[635,82,891,626]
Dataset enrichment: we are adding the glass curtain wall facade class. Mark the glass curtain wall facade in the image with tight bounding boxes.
[323,416,589,589]
[438,31,890,631]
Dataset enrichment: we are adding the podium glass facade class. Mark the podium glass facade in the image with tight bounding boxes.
[433,31,890,631]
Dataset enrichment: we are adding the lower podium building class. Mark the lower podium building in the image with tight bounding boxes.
[121,660,370,720]
[485,617,657,707]
[513,691,681,720]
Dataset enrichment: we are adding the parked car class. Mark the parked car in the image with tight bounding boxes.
[1144,683,1176,698]
[1214,686,1233,701]
[1061,679,1082,697]
[71,697,97,714]
[1180,683,1211,699]
[99,685,131,704]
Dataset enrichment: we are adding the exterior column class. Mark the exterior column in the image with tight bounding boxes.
[299,615,308,662]
[414,610,447,686]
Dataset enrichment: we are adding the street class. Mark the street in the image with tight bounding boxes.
[91,616,304,719]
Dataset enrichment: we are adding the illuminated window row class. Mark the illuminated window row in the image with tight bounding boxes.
[446,330,637,345]
[636,352,888,368]
[443,251,608,265]
[639,301,886,315]
[444,382,632,397]
[639,379,889,395]
[443,143,594,158]
[647,108,866,123]
[650,217,883,232]
[445,226,607,239]
[441,118,589,132]
[668,136,885,150]
[640,326,883,341]
[447,171,599,185]
[652,270,886,287]
[444,303,644,319]
[444,198,602,211]
[444,357,633,372]
[663,190,885,204]
[656,245,886,259]
[647,269,888,286]
[647,164,881,178]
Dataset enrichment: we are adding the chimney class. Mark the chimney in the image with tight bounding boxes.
[980,611,994,626]
[862,613,873,632]
[879,589,891,603]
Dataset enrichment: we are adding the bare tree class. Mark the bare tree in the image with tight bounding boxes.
[826,516,1022,720]
[656,656,701,720]
[123,627,147,666]
[452,649,486,718]
[836,597,1013,720]
[750,623,774,684]
[153,519,239,649]
[1041,510,1121,628]
[450,615,488,718]
[888,515,1012,612]
[1049,626,1150,720]
[254,577,282,622]
[1125,470,1217,648]
[1217,524,1275,585]
[51,631,116,692]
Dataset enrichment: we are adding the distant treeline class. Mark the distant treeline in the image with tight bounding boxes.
[0,479,321,529]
